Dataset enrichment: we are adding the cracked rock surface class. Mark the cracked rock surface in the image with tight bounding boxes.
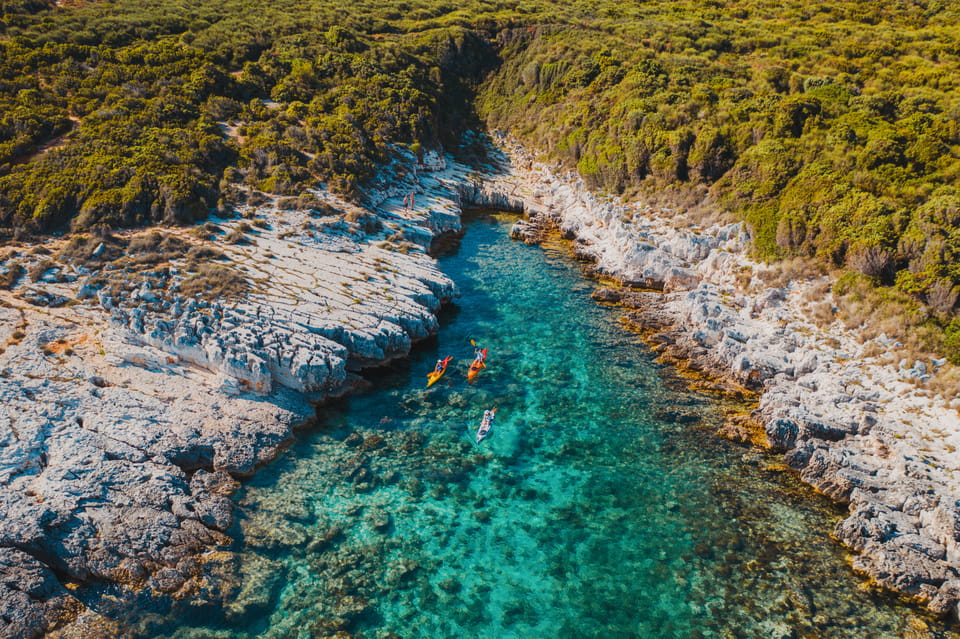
[0,150,469,638]
[492,137,960,620]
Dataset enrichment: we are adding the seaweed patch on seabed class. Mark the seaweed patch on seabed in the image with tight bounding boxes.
[106,214,958,639]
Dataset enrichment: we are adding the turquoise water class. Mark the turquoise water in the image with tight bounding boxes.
[130,212,957,638]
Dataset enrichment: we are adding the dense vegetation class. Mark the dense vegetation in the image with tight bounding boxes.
[0,0,506,234]
[475,1,960,359]
[2,0,960,358]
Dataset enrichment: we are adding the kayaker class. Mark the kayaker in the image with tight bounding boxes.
[473,348,485,365]
[483,409,494,424]
[434,359,445,374]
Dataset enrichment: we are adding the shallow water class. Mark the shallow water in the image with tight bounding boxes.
[132,212,957,638]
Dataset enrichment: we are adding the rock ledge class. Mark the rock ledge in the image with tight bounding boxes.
[490,137,960,620]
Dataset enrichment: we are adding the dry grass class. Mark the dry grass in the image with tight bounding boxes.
[123,231,191,266]
[861,340,887,359]
[344,210,382,235]
[128,231,184,254]
[276,195,322,212]
[276,196,299,210]
[0,262,24,290]
[57,233,121,263]
[733,264,753,289]
[627,183,735,228]
[224,228,250,245]
[185,245,227,269]
[246,191,270,207]
[800,279,832,304]
[44,335,86,356]
[831,275,938,357]
[178,264,249,300]
[189,222,221,241]
[7,314,28,346]
[821,336,842,349]
[808,300,836,327]
[799,279,836,327]
[28,259,55,282]
[754,257,826,290]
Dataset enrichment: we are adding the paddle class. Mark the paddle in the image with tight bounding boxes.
[469,339,486,369]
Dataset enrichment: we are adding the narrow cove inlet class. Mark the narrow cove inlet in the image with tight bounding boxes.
[122,212,956,639]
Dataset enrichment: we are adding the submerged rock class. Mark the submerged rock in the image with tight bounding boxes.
[0,152,474,634]
[486,139,960,620]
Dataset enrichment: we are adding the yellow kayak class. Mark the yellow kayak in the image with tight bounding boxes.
[426,356,453,387]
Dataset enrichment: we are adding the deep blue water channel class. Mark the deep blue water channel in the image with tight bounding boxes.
[139,212,957,638]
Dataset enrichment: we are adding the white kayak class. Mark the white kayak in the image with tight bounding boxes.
[476,408,497,444]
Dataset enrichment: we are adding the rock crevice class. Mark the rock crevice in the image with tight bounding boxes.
[0,150,473,638]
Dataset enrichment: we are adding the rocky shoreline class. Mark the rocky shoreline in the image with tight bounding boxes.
[0,150,470,638]
[1,140,957,636]
[493,138,960,620]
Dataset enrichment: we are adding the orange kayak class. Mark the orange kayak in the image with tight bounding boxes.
[426,356,453,387]
[467,348,487,383]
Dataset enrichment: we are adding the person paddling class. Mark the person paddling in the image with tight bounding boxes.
[468,340,487,383]
[476,407,497,443]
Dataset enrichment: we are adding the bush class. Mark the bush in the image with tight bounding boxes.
[0,262,24,289]
[28,259,55,282]
[127,231,188,257]
[846,245,891,279]
[185,245,227,268]
[945,321,960,365]
[276,196,299,210]
[344,209,382,234]
[223,228,249,244]
[57,234,116,263]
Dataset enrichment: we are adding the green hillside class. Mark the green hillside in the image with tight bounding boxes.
[2,0,960,357]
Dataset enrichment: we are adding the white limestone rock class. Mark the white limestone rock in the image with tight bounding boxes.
[0,151,480,634]
[489,138,960,619]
